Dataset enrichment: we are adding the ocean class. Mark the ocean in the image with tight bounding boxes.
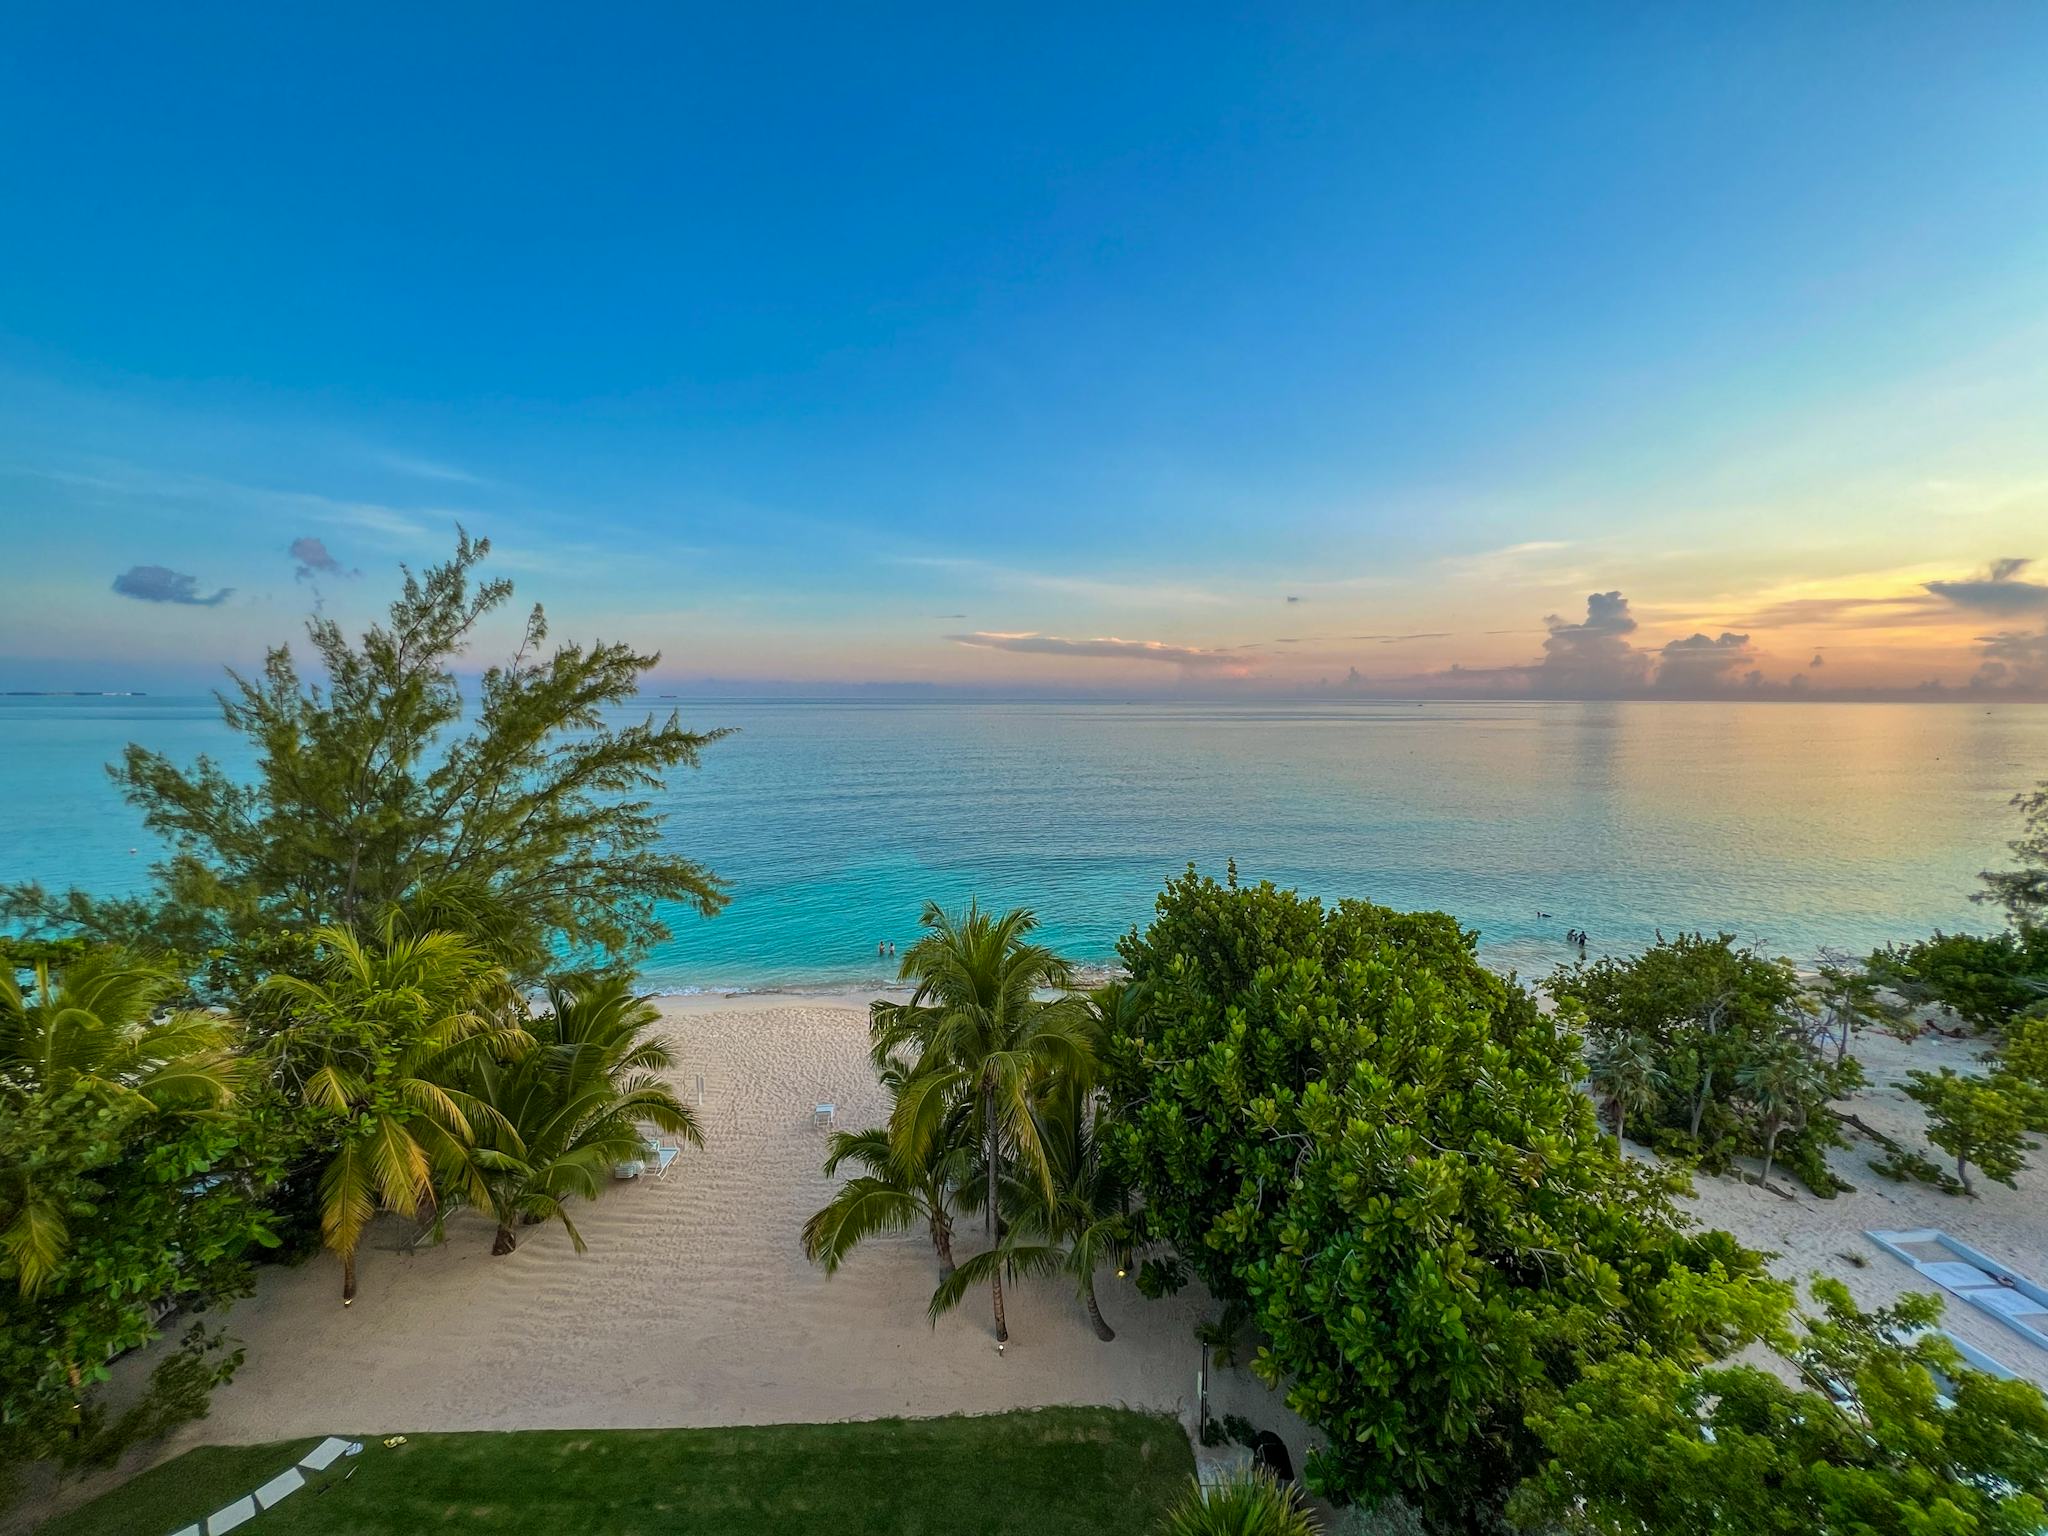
[2,695,2042,992]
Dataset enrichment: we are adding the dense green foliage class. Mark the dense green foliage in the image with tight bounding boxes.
[2,531,728,986]
[36,1410,1192,1536]
[1515,1282,2048,1535]
[1978,778,2048,933]
[1548,932,1858,1192]
[1868,928,2048,1032]
[1101,867,1789,1529]
[1902,1066,2039,1194]
[0,955,282,1497]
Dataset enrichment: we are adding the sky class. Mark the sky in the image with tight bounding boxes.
[3,4,2048,699]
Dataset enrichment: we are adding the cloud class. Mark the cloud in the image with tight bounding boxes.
[1970,629,2048,692]
[1285,594,1303,604]
[1444,539,1578,583]
[1350,632,1451,644]
[1737,593,1944,629]
[1810,652,1825,668]
[947,631,1252,673]
[895,555,1226,607]
[1651,631,1757,693]
[1924,556,2048,616]
[374,451,486,485]
[1531,591,1647,696]
[290,536,360,582]
[111,565,233,606]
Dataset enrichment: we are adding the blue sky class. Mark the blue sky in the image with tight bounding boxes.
[4,4,2048,696]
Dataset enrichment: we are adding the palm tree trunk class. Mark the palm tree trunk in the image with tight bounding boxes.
[986,1100,1007,1341]
[1614,1105,1625,1149]
[1760,1128,1778,1188]
[1082,1270,1115,1342]
[984,1088,998,1240]
[931,1214,956,1282]
[493,1223,518,1256]
[342,1249,357,1305]
[1959,1150,1974,1197]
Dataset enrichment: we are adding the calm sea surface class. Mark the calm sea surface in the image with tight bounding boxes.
[2,696,2042,992]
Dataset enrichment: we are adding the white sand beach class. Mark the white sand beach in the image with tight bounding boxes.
[34,992,2039,1535]
[167,995,1290,1448]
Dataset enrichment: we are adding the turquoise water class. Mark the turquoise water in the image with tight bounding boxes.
[2,696,2042,991]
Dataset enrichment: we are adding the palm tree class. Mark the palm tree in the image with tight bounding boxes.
[464,973,701,1256]
[941,1063,1131,1341]
[261,922,520,1302]
[1736,1031,1821,1187]
[804,1054,971,1282]
[1156,1469,1321,1536]
[1586,1033,1664,1149]
[0,951,241,1294]
[877,901,1092,1343]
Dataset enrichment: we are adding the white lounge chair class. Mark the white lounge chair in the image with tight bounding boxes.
[813,1103,835,1130]
[649,1141,681,1178]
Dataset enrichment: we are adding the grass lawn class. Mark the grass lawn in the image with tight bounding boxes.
[34,1407,1194,1536]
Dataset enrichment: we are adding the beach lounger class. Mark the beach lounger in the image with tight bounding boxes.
[813,1103,835,1130]
[647,1140,681,1178]
[253,1467,306,1509]
[205,1494,258,1533]
[299,1436,357,1472]
[1865,1229,2048,1351]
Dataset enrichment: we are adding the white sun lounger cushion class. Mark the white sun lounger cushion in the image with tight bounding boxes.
[253,1466,306,1507]
[1974,1288,2048,1319]
[300,1435,355,1471]
[205,1494,258,1532]
[1917,1261,1998,1289]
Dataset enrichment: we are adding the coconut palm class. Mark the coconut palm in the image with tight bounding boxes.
[464,973,701,1255]
[1736,1030,1822,1187]
[943,1064,1131,1340]
[261,922,520,1302]
[0,950,241,1294]
[1156,1469,1321,1536]
[0,950,239,1111]
[876,900,1092,1343]
[804,1054,972,1282]
[1585,1032,1665,1149]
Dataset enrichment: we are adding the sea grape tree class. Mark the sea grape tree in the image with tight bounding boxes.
[1100,866,1788,1530]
